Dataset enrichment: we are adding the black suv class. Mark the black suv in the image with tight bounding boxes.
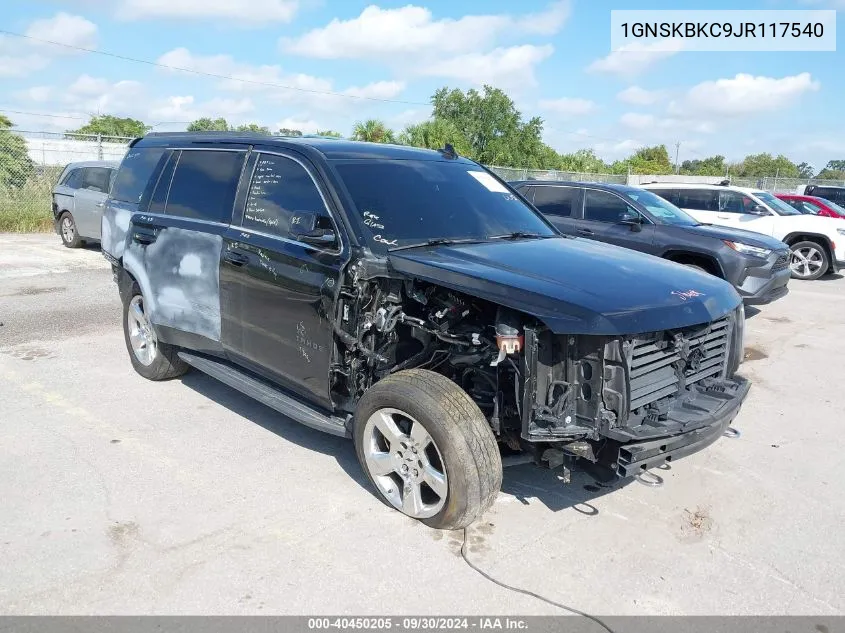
[101,133,749,529]
[511,181,791,305]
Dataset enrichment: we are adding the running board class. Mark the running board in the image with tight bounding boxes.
[178,351,350,438]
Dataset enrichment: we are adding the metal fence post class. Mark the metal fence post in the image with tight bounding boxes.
[97,133,103,160]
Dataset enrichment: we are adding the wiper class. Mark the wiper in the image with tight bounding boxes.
[388,237,487,252]
[488,231,554,240]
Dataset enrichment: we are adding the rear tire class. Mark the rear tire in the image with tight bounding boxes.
[122,284,189,381]
[59,212,82,248]
[789,241,828,280]
[682,263,710,274]
[354,369,502,530]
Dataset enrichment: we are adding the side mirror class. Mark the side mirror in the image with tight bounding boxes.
[290,212,337,246]
[748,205,770,216]
[620,211,643,232]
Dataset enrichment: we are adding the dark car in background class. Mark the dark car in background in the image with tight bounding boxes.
[511,181,791,305]
[777,194,845,220]
[52,160,119,247]
[798,184,845,207]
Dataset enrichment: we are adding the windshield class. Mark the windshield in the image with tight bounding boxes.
[818,198,845,217]
[622,189,698,226]
[332,160,557,250]
[755,191,802,216]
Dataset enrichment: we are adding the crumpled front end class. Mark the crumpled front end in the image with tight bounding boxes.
[520,306,749,476]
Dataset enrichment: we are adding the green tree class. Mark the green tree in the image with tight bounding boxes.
[67,115,148,141]
[277,128,303,137]
[612,145,673,175]
[234,123,271,134]
[351,119,396,143]
[680,155,727,176]
[187,117,231,132]
[430,85,548,167]
[796,162,814,179]
[397,119,472,155]
[815,160,845,180]
[733,153,799,178]
[316,130,343,138]
[0,115,35,188]
[558,149,609,173]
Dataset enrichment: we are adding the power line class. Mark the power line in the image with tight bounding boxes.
[0,109,89,121]
[0,29,431,107]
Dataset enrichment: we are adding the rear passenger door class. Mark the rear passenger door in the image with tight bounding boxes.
[531,185,583,236]
[674,189,720,224]
[582,188,655,253]
[73,167,112,239]
[123,148,247,352]
[220,151,346,408]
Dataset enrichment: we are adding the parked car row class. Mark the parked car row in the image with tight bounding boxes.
[53,138,831,529]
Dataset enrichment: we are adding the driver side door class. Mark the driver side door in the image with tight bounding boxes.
[719,190,776,236]
[582,188,655,253]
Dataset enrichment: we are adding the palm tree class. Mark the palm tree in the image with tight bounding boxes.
[351,119,396,144]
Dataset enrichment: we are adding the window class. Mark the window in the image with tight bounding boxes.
[809,186,845,205]
[782,198,805,212]
[676,189,719,211]
[81,167,112,194]
[111,148,166,203]
[165,150,245,223]
[332,160,555,250]
[62,169,83,189]
[801,201,823,215]
[242,153,329,238]
[623,190,696,226]
[584,189,637,223]
[719,190,756,214]
[648,189,679,206]
[148,151,178,214]
[533,186,578,217]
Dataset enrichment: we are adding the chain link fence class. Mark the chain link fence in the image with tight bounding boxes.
[3,129,845,232]
[0,130,132,232]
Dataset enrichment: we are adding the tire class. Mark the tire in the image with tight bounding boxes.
[59,212,82,248]
[122,283,189,381]
[682,263,710,275]
[789,241,829,281]
[353,369,502,530]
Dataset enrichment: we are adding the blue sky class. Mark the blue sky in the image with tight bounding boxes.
[1,0,842,170]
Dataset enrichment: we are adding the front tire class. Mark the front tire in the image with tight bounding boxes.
[122,284,189,381]
[789,241,829,280]
[59,212,82,248]
[354,369,502,530]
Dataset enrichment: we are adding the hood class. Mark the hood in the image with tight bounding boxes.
[676,223,788,250]
[388,237,741,336]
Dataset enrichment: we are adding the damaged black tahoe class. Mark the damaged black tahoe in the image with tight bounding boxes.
[102,133,750,529]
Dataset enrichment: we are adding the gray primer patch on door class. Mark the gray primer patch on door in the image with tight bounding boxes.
[101,207,131,259]
[123,227,223,341]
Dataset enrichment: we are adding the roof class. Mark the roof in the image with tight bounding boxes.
[640,182,767,195]
[132,132,474,163]
[510,180,638,193]
[64,160,120,169]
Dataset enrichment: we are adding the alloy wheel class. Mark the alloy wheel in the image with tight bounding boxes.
[790,246,824,279]
[127,295,157,366]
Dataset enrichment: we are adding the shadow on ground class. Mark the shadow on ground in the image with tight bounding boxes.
[180,370,636,516]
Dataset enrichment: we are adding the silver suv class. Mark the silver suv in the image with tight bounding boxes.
[52,160,118,247]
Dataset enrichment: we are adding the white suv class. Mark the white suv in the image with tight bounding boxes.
[642,183,845,280]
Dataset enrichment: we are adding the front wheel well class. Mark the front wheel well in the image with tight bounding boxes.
[781,233,835,272]
[662,251,722,277]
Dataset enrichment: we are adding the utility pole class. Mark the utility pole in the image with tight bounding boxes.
[674,141,681,174]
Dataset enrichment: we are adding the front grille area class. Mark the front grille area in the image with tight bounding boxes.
[772,252,790,272]
[628,316,731,412]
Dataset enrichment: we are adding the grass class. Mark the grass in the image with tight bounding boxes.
[0,179,55,233]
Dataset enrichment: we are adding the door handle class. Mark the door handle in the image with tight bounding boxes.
[132,231,156,245]
[224,251,249,266]
[577,228,594,236]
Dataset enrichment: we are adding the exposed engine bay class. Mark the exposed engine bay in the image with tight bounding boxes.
[329,265,748,477]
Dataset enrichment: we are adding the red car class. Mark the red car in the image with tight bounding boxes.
[776,194,845,220]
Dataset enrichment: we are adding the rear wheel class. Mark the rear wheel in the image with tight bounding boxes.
[122,284,189,380]
[682,263,710,274]
[59,212,82,248]
[789,241,828,280]
[354,369,502,530]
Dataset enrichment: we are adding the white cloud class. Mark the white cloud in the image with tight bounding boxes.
[155,48,405,109]
[617,85,663,105]
[419,45,554,89]
[538,97,597,117]
[15,86,53,102]
[275,117,323,134]
[25,12,98,49]
[148,95,255,122]
[0,12,97,77]
[118,0,297,23]
[669,73,820,118]
[620,111,714,134]
[282,1,569,59]
[587,40,683,77]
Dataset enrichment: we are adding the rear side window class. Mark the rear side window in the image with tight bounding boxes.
[800,201,822,214]
[677,189,719,211]
[533,186,578,218]
[241,153,330,238]
[811,187,845,205]
[61,169,83,189]
[648,188,678,205]
[112,148,166,203]
[148,151,178,214]
[584,189,636,223]
[719,190,756,214]
[165,150,246,223]
[81,167,112,194]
